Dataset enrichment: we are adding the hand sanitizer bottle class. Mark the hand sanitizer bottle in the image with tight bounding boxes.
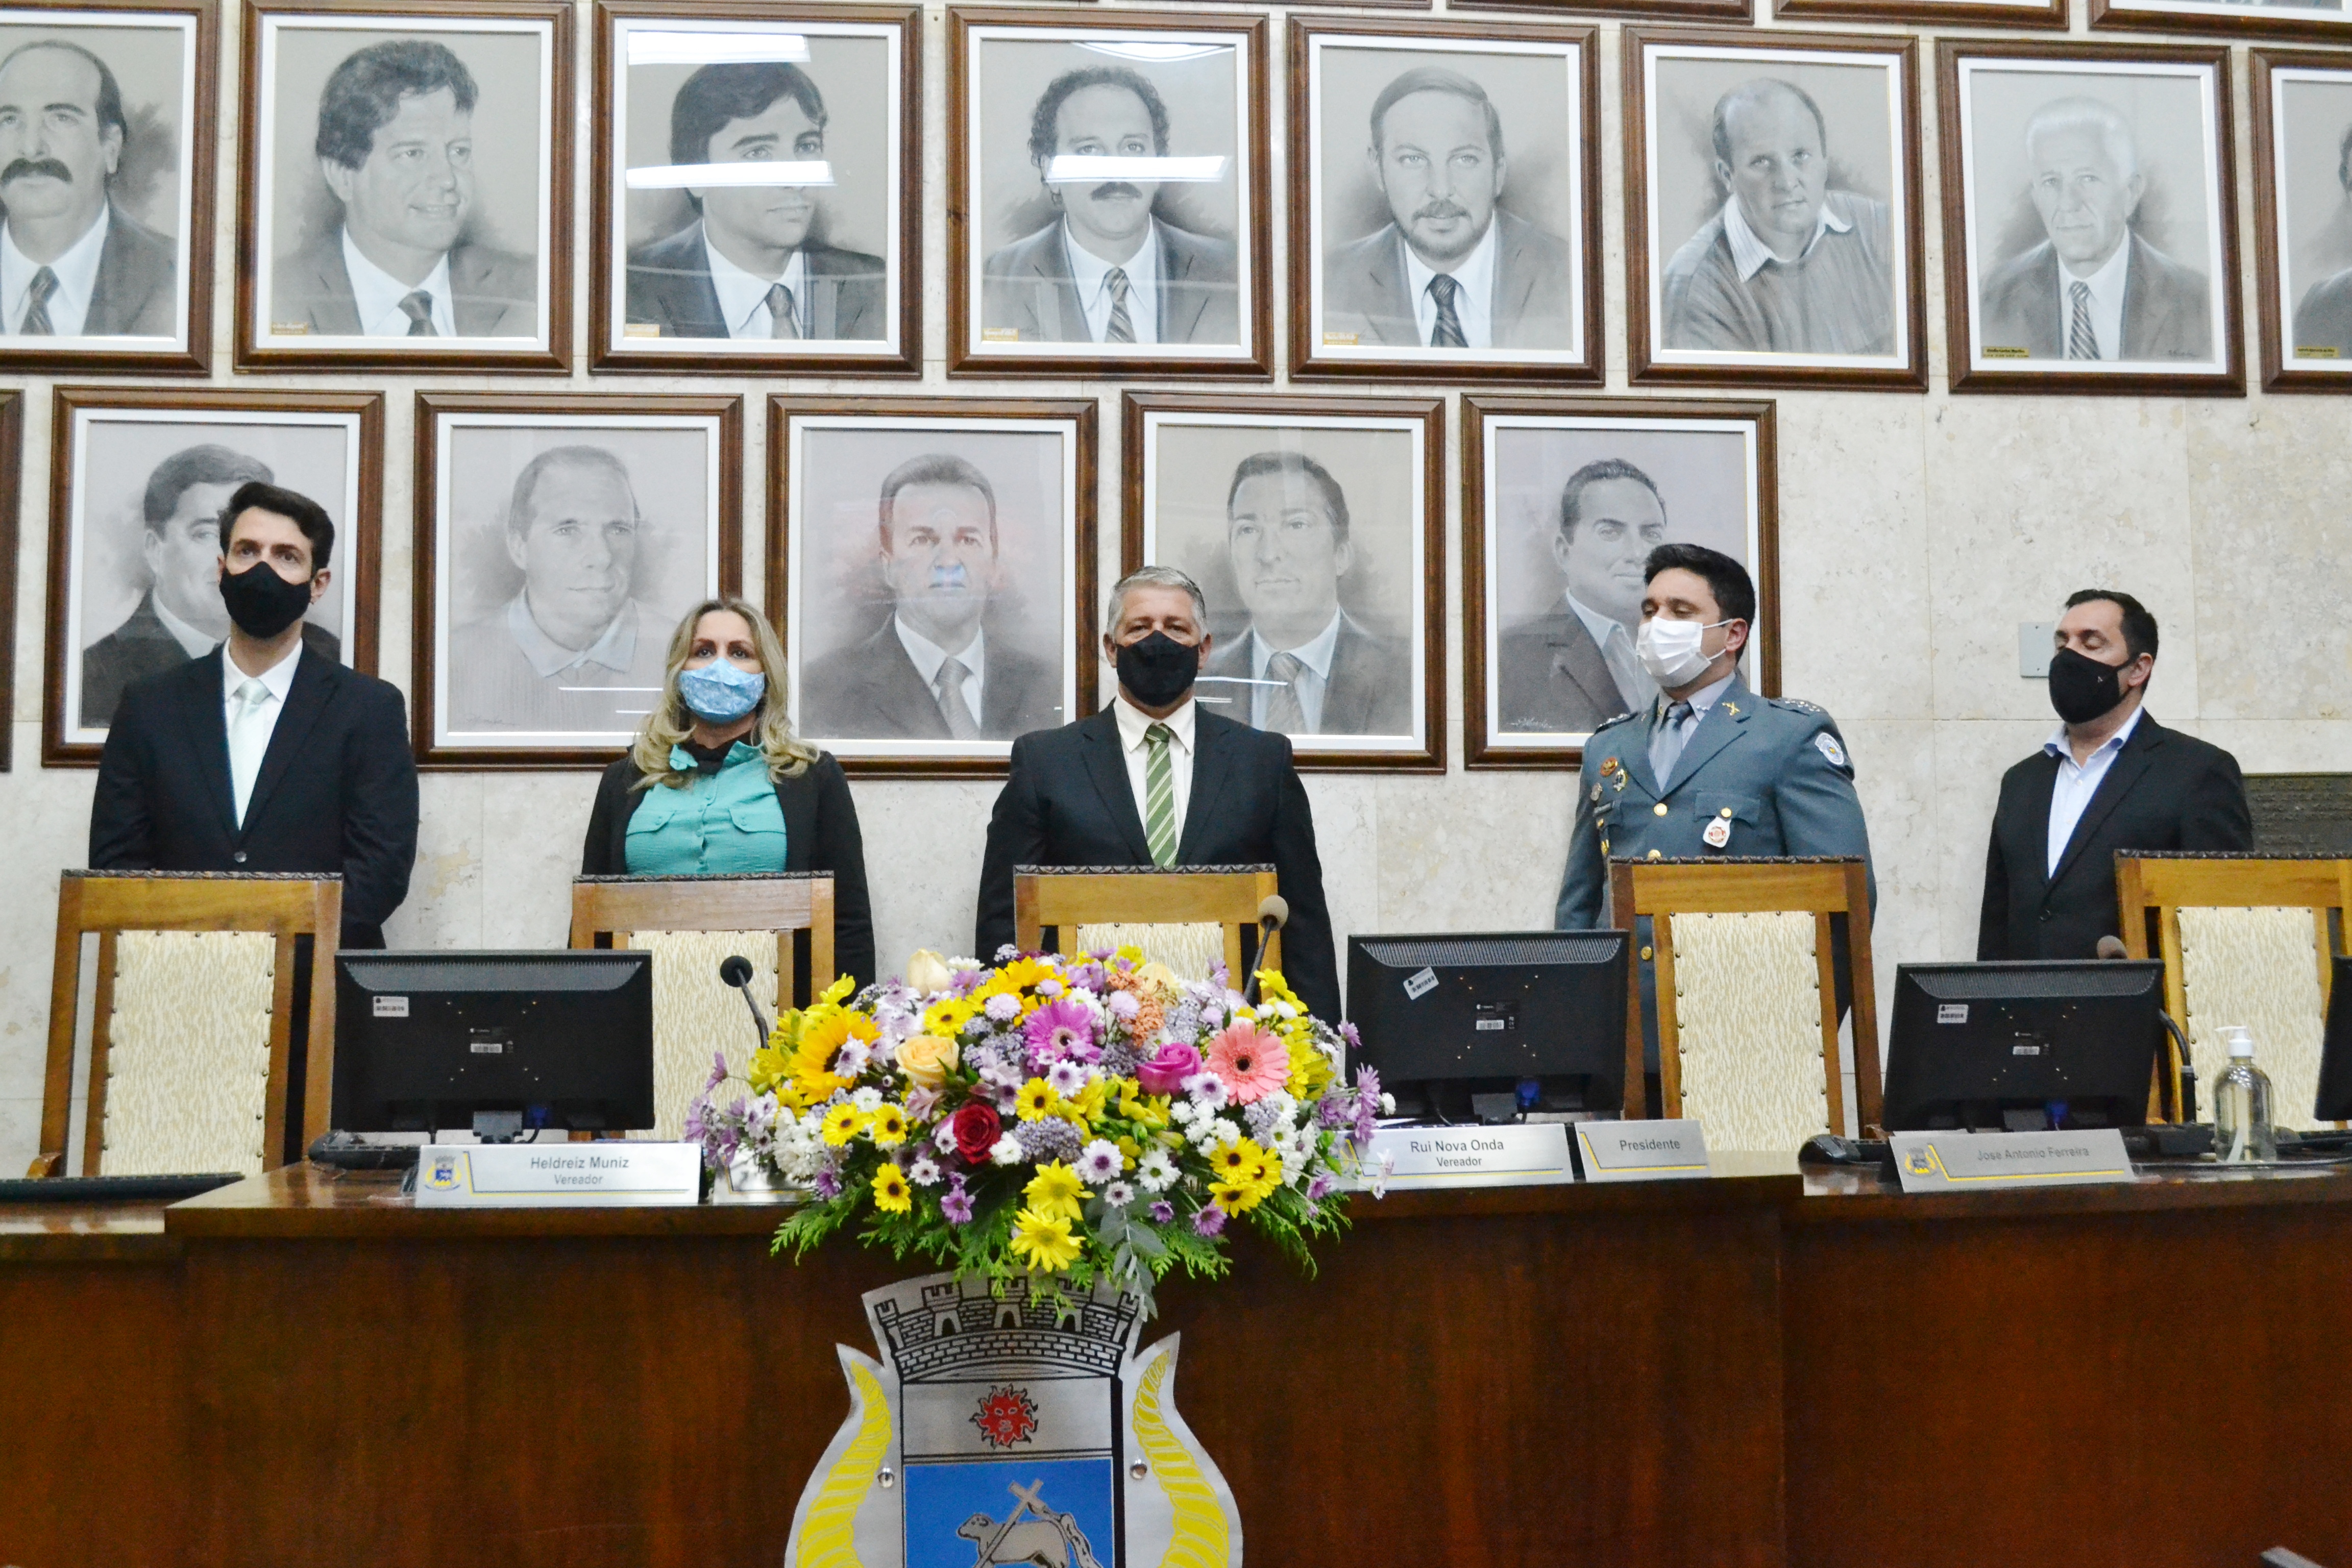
[2211,1026,2276,1164]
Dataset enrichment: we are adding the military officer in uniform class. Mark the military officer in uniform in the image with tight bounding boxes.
[1553,543,1874,1107]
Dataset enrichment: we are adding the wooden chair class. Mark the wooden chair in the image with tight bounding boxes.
[1013,865,1281,985]
[569,873,836,1140]
[2115,853,2350,1129]
[1610,856,1880,1150]
[34,871,342,1179]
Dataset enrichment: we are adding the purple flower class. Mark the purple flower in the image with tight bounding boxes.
[1076,1139,1123,1183]
[1182,1072,1231,1112]
[1016,1116,1083,1166]
[940,1185,975,1224]
[984,992,1021,1022]
[993,944,1021,965]
[1104,989,1141,1020]
[1353,1064,1383,1147]
[813,1168,843,1200]
[1192,1204,1228,1237]
[1068,962,1108,994]
[1316,1094,1351,1130]
[1047,1060,1088,1097]
[952,964,986,996]
[1148,1200,1175,1224]
[703,1049,731,1092]
[681,1099,710,1144]
[1307,1171,1336,1201]
[1339,1021,1363,1054]
[1024,998,1099,1066]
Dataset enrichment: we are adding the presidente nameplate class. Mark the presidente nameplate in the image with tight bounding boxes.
[1359,1122,1574,1190]
[1574,1120,1711,1182]
[413,1143,702,1207]
[1889,1129,2135,1193]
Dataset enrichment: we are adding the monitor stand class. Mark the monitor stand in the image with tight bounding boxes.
[472,1111,524,1144]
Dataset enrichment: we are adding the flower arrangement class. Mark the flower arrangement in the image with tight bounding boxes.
[685,946,1382,1312]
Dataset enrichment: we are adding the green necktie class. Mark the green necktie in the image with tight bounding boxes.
[1143,722,1177,867]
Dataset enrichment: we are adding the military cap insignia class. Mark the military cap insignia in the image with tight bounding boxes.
[1814,731,1849,769]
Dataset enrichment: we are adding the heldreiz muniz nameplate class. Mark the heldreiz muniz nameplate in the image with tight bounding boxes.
[413,1143,702,1208]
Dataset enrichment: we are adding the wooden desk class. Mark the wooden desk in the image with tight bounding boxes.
[3,1162,2348,1567]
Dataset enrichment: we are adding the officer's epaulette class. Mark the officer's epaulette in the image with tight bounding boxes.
[1591,709,1640,734]
[1767,696,1828,717]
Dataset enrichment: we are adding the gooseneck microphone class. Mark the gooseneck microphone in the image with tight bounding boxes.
[719,954,772,1048]
[1240,896,1290,1009]
[2095,935,2128,960]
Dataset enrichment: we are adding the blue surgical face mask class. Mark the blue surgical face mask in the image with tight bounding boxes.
[676,660,766,723]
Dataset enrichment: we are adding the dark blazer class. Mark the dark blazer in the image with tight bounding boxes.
[1320,211,1575,351]
[1977,712,2251,962]
[624,221,885,340]
[89,648,419,948]
[975,706,1339,1022]
[1496,607,1625,734]
[799,619,1063,742]
[1197,617,1412,735]
[980,218,1237,346]
[2292,266,2352,355]
[273,228,536,336]
[82,591,341,730]
[580,750,876,990]
[78,203,178,335]
[1978,233,2211,362]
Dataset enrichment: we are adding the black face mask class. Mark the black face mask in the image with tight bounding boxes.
[2047,646,2129,725]
[1115,631,1199,708]
[218,560,314,640]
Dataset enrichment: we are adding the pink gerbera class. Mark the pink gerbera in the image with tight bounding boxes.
[1204,1022,1290,1105]
[1023,997,1100,1066]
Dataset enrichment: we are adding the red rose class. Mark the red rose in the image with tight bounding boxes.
[951,1101,1002,1164]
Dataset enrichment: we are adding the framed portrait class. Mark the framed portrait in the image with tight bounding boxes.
[1461,395,1778,771]
[413,393,743,769]
[236,0,572,371]
[0,391,19,769]
[1625,30,1925,390]
[41,385,385,767]
[1939,41,2243,396]
[947,8,1272,379]
[1772,0,2061,31]
[769,396,1097,778]
[591,2,921,375]
[0,0,217,374]
[2091,0,2352,41]
[1287,18,1602,384]
[2251,51,2352,390]
[1121,391,1443,774]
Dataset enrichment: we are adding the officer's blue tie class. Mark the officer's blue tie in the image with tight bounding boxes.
[1648,700,1694,791]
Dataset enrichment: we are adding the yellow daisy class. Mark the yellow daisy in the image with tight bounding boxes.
[1014,1078,1061,1123]
[1009,1207,1081,1272]
[1212,1139,1267,1181]
[1208,1178,1265,1214]
[871,1163,912,1214]
[868,1104,909,1147]
[1066,1076,1110,1126]
[1023,1160,1089,1221]
[820,1103,866,1146]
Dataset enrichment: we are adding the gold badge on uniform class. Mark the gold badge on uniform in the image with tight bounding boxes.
[1599,757,1619,776]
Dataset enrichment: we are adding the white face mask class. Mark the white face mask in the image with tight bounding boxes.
[1636,616,1730,688]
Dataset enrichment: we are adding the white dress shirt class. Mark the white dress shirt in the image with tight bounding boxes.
[2053,237,2131,362]
[703,232,807,338]
[1246,611,1343,732]
[1401,218,1498,349]
[1720,192,1855,282]
[2,204,109,335]
[1063,219,1160,345]
[2043,704,2144,876]
[1112,691,1195,845]
[152,593,221,659]
[894,618,986,729]
[341,228,455,336]
[506,592,641,679]
[224,641,302,827]
[1565,593,1651,715]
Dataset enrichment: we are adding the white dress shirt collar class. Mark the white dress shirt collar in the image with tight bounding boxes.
[1112,689,1195,846]
[1720,192,1853,283]
[1564,593,1628,655]
[1665,667,1738,721]
[223,636,303,703]
[2042,702,2144,766]
[152,591,221,659]
[1245,611,1344,733]
[341,227,454,337]
[1400,218,1498,349]
[894,617,986,726]
[1062,218,1160,345]
[2054,234,2132,361]
[506,592,639,678]
[222,640,301,828]
[2,202,110,336]
[1113,689,1195,753]
[2042,704,2145,875]
[702,229,807,338]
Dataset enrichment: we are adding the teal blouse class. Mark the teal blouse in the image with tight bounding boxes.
[622,742,789,875]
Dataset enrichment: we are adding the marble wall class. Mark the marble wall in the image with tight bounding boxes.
[5,1,2350,1173]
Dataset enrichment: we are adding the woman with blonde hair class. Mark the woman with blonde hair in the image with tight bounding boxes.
[581,596,874,987]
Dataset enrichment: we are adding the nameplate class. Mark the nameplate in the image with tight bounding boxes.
[1574,1120,1711,1182]
[413,1143,702,1207]
[1889,1129,2134,1193]
[1359,1123,1573,1190]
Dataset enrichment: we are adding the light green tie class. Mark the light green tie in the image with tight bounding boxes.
[1143,723,1177,867]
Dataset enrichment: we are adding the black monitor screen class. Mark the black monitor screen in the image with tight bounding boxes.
[2317,955,2352,1124]
[1882,960,2165,1132]
[1345,930,1629,1120]
[333,950,655,1136]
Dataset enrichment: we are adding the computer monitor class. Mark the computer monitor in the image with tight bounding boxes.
[333,950,655,1139]
[2316,955,2352,1123]
[1882,960,2166,1132]
[1345,931,1629,1122]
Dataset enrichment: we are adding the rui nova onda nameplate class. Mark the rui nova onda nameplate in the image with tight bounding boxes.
[785,1273,1241,1568]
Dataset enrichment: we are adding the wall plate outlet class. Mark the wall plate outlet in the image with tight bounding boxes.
[2019,623,2056,678]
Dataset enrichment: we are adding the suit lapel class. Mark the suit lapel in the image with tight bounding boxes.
[449,246,498,335]
[868,625,951,739]
[810,271,839,339]
[1618,699,1666,801]
[2017,751,2059,901]
[1369,231,1417,345]
[1080,711,1153,862]
[1031,232,1085,343]
[1319,623,1368,733]
[86,209,127,334]
[175,649,237,839]
[1661,687,1750,796]
[311,234,364,335]
[2049,718,2166,889]
[238,653,334,841]
[2029,248,2063,358]
[1177,710,1231,863]
[1492,218,1536,338]
[1552,616,1622,723]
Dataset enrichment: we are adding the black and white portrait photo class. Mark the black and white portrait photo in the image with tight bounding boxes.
[600,11,911,369]
[242,5,563,363]
[1297,24,1594,376]
[1633,34,1918,382]
[1947,47,2237,389]
[0,4,207,367]
[953,15,1265,372]
[2257,57,2352,382]
[776,401,1092,770]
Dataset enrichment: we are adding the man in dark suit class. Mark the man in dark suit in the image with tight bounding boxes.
[0,39,177,337]
[2292,122,2352,355]
[90,480,419,951]
[1979,590,2250,962]
[1976,98,2211,363]
[625,60,884,341]
[1321,66,1573,352]
[273,39,534,337]
[981,66,1237,347]
[976,566,1338,1021]
[800,453,1062,743]
[1497,459,1662,734]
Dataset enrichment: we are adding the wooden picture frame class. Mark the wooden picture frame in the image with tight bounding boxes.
[0,0,219,374]
[235,0,573,372]
[412,391,743,770]
[2090,0,2352,42]
[2250,48,2352,391]
[947,7,1273,380]
[767,395,1098,779]
[1624,29,1926,392]
[589,0,922,376]
[1286,16,1603,385]
[1456,0,1752,29]
[0,391,20,769]
[1772,0,2062,33]
[1121,390,1445,775]
[1937,39,2244,397]
[42,385,386,767]
[1461,394,1778,771]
